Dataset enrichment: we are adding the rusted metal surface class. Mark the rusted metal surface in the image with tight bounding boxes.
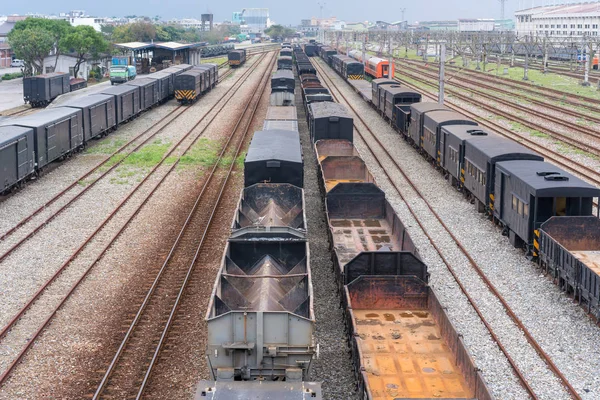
[344,276,489,400]
[313,58,584,399]
[315,139,359,161]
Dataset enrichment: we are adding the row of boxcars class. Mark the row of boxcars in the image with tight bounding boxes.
[227,49,247,67]
[304,43,365,80]
[23,72,88,108]
[295,46,493,399]
[173,63,218,104]
[0,63,218,194]
[294,47,333,109]
[322,45,600,318]
[196,69,322,398]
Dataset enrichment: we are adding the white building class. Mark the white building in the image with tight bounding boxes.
[43,53,110,79]
[516,2,600,37]
[68,17,106,32]
[458,18,496,32]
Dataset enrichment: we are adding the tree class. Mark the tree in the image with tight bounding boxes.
[264,25,295,40]
[60,25,109,78]
[100,24,115,41]
[112,21,156,43]
[8,18,72,75]
[8,27,55,75]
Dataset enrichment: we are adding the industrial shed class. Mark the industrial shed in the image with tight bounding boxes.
[244,130,303,188]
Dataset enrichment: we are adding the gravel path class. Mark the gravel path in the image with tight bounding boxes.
[297,73,358,399]
[315,57,600,399]
[0,54,273,399]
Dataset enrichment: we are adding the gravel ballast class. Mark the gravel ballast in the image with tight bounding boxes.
[315,57,600,399]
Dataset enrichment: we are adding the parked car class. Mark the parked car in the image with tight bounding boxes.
[11,59,24,68]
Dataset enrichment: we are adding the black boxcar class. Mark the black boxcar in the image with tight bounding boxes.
[304,92,333,106]
[190,66,210,93]
[57,94,116,141]
[277,56,293,70]
[408,102,447,145]
[304,44,318,56]
[383,85,421,122]
[465,135,542,212]
[422,110,477,164]
[0,125,35,192]
[280,48,293,58]
[3,107,83,168]
[146,71,173,102]
[170,64,193,72]
[228,50,247,67]
[441,125,491,187]
[538,216,600,315]
[371,79,396,109]
[197,63,218,88]
[494,160,600,251]
[174,69,202,104]
[244,130,303,188]
[308,102,353,143]
[99,85,141,124]
[161,65,192,77]
[23,72,70,107]
[125,77,160,111]
[271,70,295,93]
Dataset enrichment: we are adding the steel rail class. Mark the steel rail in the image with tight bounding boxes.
[0,51,271,388]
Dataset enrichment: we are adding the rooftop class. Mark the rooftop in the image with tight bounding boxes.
[516,2,600,16]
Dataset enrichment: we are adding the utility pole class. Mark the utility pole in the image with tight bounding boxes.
[499,0,507,20]
[400,8,406,23]
[439,42,445,105]
[583,34,591,86]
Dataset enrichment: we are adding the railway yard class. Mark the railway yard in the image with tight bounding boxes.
[1,36,600,400]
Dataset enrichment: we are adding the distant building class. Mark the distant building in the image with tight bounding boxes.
[516,2,600,37]
[233,8,269,34]
[68,17,106,32]
[458,19,495,32]
[0,16,25,67]
[200,14,213,32]
[413,20,458,31]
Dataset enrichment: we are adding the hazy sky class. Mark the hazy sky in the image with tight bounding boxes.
[4,1,526,25]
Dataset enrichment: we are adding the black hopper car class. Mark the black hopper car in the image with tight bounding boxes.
[317,45,600,317]
[0,63,217,194]
[228,49,247,67]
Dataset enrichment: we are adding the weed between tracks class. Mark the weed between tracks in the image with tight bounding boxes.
[85,138,127,155]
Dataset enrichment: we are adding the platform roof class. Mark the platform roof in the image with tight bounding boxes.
[113,41,206,51]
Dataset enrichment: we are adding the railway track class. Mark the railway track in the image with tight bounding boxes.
[313,58,581,400]
[395,64,600,159]
[0,60,241,260]
[0,51,274,388]
[396,56,600,108]
[389,64,600,195]
[91,50,276,400]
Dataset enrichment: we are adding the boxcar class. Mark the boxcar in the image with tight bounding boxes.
[382,85,421,122]
[371,78,396,109]
[441,125,491,187]
[57,94,117,141]
[422,110,477,164]
[464,134,543,212]
[304,43,318,56]
[99,85,141,124]
[174,69,202,104]
[538,216,600,316]
[125,77,160,110]
[494,160,600,251]
[244,130,303,187]
[146,71,173,102]
[307,102,353,143]
[228,49,247,67]
[3,107,83,169]
[408,102,448,145]
[0,126,35,192]
[271,70,295,92]
[280,48,293,58]
[23,72,70,107]
[197,63,218,89]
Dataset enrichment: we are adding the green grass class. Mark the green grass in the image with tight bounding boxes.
[86,138,127,155]
[202,56,227,65]
[122,139,171,168]
[1,72,23,81]
[179,138,221,167]
[508,121,549,138]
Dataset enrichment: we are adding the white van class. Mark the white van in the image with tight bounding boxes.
[11,59,24,67]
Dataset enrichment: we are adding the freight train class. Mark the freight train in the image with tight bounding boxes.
[174,64,218,104]
[312,42,600,318]
[348,49,395,79]
[294,46,494,399]
[227,49,247,67]
[22,72,88,108]
[0,63,218,194]
[196,67,322,399]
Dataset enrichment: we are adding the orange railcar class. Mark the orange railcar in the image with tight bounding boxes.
[348,50,394,79]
